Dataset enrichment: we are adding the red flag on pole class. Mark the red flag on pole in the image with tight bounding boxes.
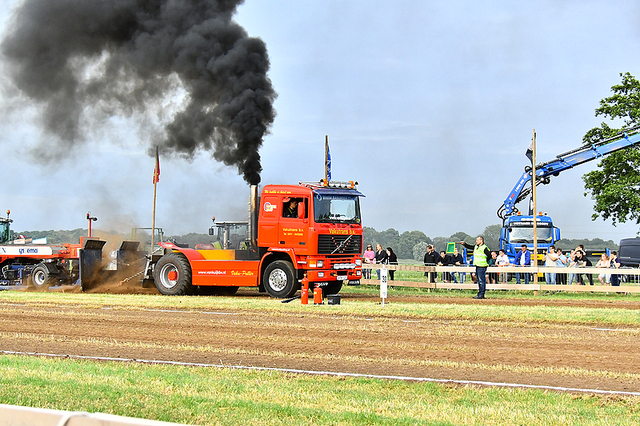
[153,147,160,184]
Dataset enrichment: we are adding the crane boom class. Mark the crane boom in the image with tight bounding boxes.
[498,125,640,219]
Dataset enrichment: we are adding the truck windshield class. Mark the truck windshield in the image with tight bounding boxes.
[510,226,553,244]
[313,194,361,224]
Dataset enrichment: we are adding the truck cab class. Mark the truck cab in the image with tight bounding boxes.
[500,214,560,263]
[257,182,364,294]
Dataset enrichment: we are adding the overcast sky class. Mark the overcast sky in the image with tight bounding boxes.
[1,0,640,245]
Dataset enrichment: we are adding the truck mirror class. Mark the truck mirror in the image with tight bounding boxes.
[208,227,214,236]
[298,202,305,219]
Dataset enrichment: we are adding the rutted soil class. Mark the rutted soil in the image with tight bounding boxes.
[0,289,638,394]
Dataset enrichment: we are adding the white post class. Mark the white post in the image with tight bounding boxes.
[380,267,388,306]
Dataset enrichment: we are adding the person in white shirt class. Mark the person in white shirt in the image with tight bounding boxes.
[496,249,510,284]
[543,246,558,285]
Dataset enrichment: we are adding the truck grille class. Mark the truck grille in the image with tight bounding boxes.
[317,234,362,255]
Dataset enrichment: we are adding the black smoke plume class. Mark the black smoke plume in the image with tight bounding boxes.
[1,0,276,184]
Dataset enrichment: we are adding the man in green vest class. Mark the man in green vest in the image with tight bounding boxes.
[459,236,492,299]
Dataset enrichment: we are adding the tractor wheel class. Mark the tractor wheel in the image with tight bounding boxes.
[30,264,55,290]
[323,280,343,295]
[263,260,297,298]
[153,253,193,295]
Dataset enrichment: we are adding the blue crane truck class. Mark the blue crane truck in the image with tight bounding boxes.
[498,126,640,263]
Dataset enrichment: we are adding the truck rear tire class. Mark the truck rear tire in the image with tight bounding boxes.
[154,253,193,295]
[30,264,55,290]
[263,260,297,298]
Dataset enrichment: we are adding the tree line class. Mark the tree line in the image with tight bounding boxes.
[363,225,618,261]
[15,228,211,249]
[18,227,617,261]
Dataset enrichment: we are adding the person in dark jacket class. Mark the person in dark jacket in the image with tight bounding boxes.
[514,244,531,284]
[374,243,388,280]
[574,249,593,285]
[610,251,621,287]
[439,250,452,282]
[423,245,438,283]
[386,247,398,280]
[449,247,464,283]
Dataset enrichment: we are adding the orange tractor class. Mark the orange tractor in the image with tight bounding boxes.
[148,181,365,297]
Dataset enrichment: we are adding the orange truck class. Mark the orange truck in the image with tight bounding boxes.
[151,181,364,297]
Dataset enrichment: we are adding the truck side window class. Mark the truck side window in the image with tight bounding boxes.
[282,198,307,219]
[283,198,300,218]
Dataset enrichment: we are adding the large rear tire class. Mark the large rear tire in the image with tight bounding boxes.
[30,264,55,290]
[263,260,297,298]
[153,253,193,295]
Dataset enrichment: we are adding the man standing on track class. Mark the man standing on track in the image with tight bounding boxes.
[459,237,492,299]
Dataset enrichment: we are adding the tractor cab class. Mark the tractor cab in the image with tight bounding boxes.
[0,211,13,244]
[209,220,250,250]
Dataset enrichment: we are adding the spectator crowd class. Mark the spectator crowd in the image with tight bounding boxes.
[362,241,622,288]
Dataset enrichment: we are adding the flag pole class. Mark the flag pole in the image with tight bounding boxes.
[151,183,157,253]
[532,130,538,289]
[324,135,328,184]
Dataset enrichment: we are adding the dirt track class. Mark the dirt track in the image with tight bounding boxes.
[1,289,639,394]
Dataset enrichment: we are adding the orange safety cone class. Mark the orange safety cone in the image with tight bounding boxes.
[313,284,323,305]
[301,275,309,305]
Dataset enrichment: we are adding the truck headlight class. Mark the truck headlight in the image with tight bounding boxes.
[355,259,362,266]
[317,260,324,268]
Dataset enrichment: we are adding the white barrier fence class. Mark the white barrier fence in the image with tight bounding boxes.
[361,264,640,293]
[0,404,190,426]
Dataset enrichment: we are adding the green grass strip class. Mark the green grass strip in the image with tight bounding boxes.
[0,355,638,426]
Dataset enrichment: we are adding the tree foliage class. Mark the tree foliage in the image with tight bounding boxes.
[413,242,429,262]
[582,72,640,225]
[481,224,502,251]
[363,227,431,259]
[556,237,617,251]
[18,227,618,261]
[18,228,98,244]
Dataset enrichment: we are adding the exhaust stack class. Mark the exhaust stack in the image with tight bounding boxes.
[249,185,258,249]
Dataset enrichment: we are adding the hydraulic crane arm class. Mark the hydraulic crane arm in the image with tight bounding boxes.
[498,126,640,220]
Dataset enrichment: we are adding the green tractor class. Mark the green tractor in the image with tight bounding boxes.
[0,211,13,244]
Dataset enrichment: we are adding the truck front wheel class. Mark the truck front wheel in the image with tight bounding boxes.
[30,264,55,290]
[154,253,193,295]
[263,260,297,298]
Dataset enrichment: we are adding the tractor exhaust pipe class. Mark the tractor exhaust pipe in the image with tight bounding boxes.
[249,185,258,249]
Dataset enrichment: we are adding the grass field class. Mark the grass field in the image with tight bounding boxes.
[0,355,638,426]
[0,289,639,425]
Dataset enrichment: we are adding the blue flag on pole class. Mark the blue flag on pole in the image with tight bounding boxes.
[525,139,533,164]
[325,140,332,181]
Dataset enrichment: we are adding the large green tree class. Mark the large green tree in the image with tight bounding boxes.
[582,72,640,225]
